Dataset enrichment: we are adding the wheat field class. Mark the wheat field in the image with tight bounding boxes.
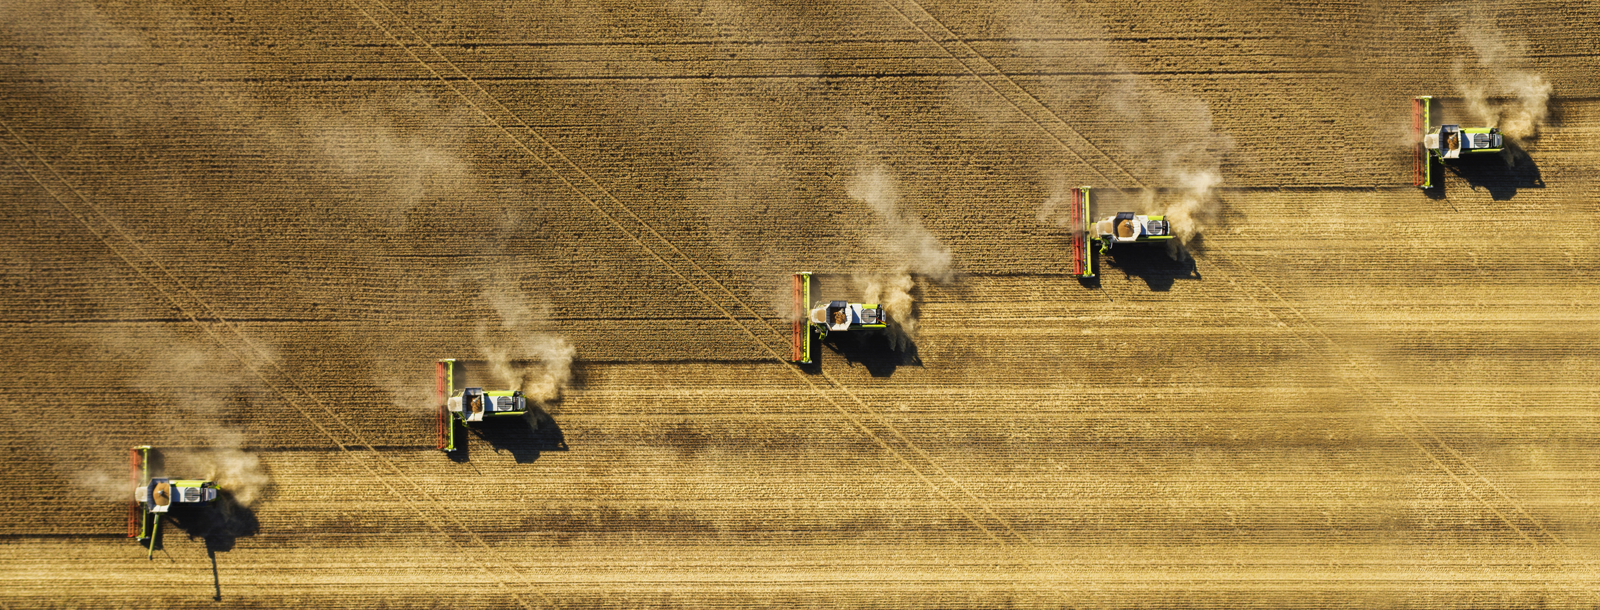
[2,0,1597,608]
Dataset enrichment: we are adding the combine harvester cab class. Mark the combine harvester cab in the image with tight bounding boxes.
[129,446,219,558]
[436,358,530,452]
[788,272,889,364]
[1072,187,1174,254]
[1413,95,1504,188]
[1093,211,1173,247]
[1090,200,1175,253]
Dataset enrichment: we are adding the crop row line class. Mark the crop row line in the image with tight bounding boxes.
[857,0,1599,595]
[341,0,1074,605]
[0,120,556,610]
[880,0,1146,190]
[868,1,1597,600]
[1203,248,1600,601]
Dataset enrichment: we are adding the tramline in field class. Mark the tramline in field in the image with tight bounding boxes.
[1069,186,1176,278]
[436,358,531,452]
[129,446,219,559]
[788,272,889,364]
[1413,95,1505,188]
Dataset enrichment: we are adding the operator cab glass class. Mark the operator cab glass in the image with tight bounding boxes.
[809,301,886,332]
[137,477,217,513]
[457,388,526,421]
[1430,125,1502,159]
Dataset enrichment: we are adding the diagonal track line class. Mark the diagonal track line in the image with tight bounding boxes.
[879,0,1145,189]
[1204,248,1600,599]
[873,0,1600,597]
[0,121,554,610]
[344,0,1077,601]
[344,0,783,343]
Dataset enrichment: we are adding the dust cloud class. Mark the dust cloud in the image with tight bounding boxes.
[857,272,918,337]
[1451,9,1552,144]
[998,5,1232,250]
[1032,100,1227,253]
[848,166,953,340]
[1034,179,1079,231]
[298,97,502,235]
[72,467,134,503]
[22,328,281,507]
[7,0,526,421]
[381,369,439,416]
[123,332,274,506]
[165,442,272,506]
[476,283,575,407]
[1148,168,1224,249]
[1106,82,1232,251]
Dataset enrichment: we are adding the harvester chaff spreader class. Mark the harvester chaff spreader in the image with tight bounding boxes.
[788,272,889,364]
[129,446,218,558]
[435,358,530,452]
[1413,95,1504,188]
[1067,186,1176,278]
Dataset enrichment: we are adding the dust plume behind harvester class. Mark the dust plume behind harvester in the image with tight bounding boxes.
[1068,186,1177,278]
[435,358,532,452]
[129,446,219,559]
[789,272,889,365]
[1413,95,1505,188]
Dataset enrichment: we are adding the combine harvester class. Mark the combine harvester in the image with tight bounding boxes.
[788,272,889,364]
[129,446,219,558]
[1413,95,1505,188]
[435,358,531,452]
[1067,186,1176,278]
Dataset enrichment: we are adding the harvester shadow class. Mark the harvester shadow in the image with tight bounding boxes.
[460,407,568,464]
[820,327,920,377]
[1101,245,1202,292]
[1443,145,1544,200]
[165,491,260,554]
[164,491,260,602]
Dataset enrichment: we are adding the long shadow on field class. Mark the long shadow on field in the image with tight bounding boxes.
[820,327,919,377]
[165,491,260,601]
[457,407,568,464]
[1101,244,1201,291]
[1442,145,1544,200]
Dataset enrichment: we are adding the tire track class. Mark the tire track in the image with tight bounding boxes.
[874,2,1599,598]
[0,71,1318,84]
[0,121,553,610]
[1202,247,1600,600]
[876,1,1600,595]
[343,1,1078,603]
[878,0,1146,189]
[414,35,1278,48]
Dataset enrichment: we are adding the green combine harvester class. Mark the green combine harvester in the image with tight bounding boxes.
[436,358,531,452]
[1069,186,1176,278]
[788,272,889,364]
[1413,95,1505,188]
[129,446,219,558]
